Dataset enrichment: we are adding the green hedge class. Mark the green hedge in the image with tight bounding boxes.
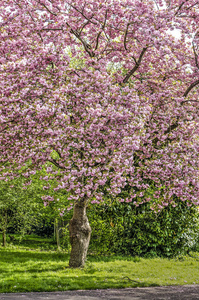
[87,200,199,257]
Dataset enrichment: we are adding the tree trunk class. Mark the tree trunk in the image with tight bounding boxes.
[69,200,91,268]
[2,230,6,247]
[55,218,60,250]
[2,210,7,247]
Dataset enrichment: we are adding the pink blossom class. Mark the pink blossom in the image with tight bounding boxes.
[0,0,198,217]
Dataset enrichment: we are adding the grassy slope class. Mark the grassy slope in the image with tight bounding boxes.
[0,243,199,293]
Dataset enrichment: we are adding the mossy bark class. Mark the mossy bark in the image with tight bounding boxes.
[69,200,91,268]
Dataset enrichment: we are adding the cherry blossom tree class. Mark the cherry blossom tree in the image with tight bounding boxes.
[0,0,199,267]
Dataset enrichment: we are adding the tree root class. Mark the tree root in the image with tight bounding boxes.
[122,276,140,283]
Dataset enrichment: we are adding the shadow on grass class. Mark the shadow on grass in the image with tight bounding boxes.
[0,249,70,263]
[9,240,57,251]
[0,273,158,293]
[0,249,140,265]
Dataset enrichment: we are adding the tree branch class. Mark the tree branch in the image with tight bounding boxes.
[183,79,199,97]
[79,20,90,35]
[95,10,108,51]
[66,22,95,57]
[65,1,97,25]
[164,119,179,134]
[182,99,199,104]
[192,41,199,69]
[0,13,19,29]
[48,159,65,169]
[175,0,189,15]
[124,23,130,51]
[185,2,199,11]
[37,0,57,16]
[123,47,148,83]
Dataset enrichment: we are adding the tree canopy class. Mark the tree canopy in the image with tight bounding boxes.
[0,0,199,266]
[0,0,198,209]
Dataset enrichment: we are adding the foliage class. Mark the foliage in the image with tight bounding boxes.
[88,201,199,257]
[0,177,36,245]
[0,167,72,243]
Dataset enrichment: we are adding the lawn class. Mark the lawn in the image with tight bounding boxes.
[0,240,199,293]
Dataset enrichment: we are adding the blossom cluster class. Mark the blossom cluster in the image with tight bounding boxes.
[0,0,198,211]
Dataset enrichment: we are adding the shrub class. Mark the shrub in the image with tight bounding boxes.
[88,200,199,257]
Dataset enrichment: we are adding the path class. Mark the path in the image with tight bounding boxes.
[0,285,199,300]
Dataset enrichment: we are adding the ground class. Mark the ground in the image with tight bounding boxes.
[0,285,199,300]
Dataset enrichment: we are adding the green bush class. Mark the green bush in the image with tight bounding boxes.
[87,200,199,257]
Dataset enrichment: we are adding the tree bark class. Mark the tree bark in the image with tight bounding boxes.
[69,200,91,268]
[2,210,7,247]
[54,218,61,250]
[2,230,6,247]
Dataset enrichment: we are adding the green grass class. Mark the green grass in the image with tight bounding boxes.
[1,234,58,251]
[0,243,199,293]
